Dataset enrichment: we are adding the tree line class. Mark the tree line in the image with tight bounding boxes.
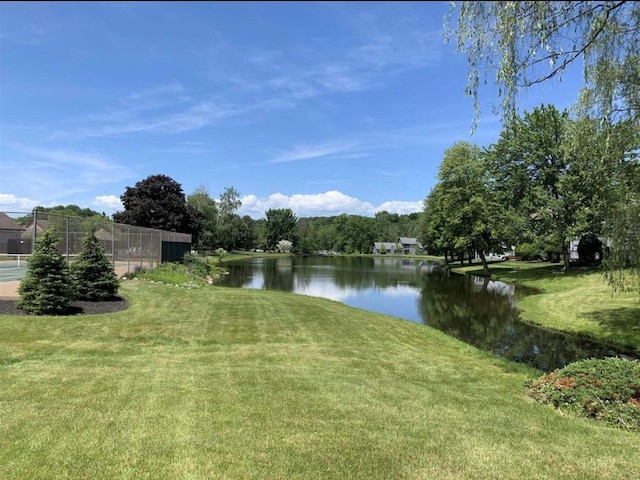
[102,174,424,255]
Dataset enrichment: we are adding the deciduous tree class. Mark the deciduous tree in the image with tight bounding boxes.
[448,1,640,127]
[265,208,298,251]
[187,185,218,251]
[430,141,513,275]
[113,174,201,238]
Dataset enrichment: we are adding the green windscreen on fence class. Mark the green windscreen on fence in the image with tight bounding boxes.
[0,210,192,279]
[161,241,191,263]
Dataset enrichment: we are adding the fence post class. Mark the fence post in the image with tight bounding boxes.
[32,208,38,252]
[111,220,115,266]
[127,225,130,275]
[66,216,70,264]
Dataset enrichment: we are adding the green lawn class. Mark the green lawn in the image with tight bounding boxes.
[452,261,640,353]
[1,280,638,479]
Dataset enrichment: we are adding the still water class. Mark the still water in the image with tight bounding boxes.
[221,256,627,372]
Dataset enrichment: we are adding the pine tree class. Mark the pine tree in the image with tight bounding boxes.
[71,228,119,301]
[17,229,74,315]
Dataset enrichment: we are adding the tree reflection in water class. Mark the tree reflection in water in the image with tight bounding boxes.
[222,256,628,372]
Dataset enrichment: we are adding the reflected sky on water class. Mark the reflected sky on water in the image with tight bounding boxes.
[221,256,628,372]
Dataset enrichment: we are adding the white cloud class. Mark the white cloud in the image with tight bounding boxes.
[238,190,422,218]
[92,195,123,213]
[0,193,39,212]
[377,200,424,215]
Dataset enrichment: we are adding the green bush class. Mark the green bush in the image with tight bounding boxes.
[181,253,211,278]
[138,262,198,286]
[516,242,544,261]
[527,357,640,431]
[17,229,74,315]
[70,229,120,300]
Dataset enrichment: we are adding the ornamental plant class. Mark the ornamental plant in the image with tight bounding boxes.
[527,357,640,432]
[70,228,119,300]
[17,229,74,315]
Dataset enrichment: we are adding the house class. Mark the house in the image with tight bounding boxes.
[372,242,397,255]
[397,237,423,255]
[373,237,424,255]
[0,212,26,254]
[21,218,50,240]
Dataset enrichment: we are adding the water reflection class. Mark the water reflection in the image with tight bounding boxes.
[221,256,627,371]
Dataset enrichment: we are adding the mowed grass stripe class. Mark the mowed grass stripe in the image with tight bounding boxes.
[1,280,638,479]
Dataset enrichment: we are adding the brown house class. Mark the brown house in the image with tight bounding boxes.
[0,212,27,254]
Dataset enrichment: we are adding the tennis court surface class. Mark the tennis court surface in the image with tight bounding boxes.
[0,254,29,283]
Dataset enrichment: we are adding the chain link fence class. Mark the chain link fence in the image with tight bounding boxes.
[0,211,191,278]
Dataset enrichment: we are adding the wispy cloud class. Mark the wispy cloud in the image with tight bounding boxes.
[0,144,134,205]
[52,100,242,140]
[269,141,362,164]
[127,84,186,100]
[377,169,409,177]
[0,10,54,47]
[238,190,422,218]
[8,144,131,180]
[268,116,502,167]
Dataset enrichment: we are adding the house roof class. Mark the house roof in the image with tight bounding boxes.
[373,242,397,249]
[95,228,113,241]
[398,237,422,246]
[0,212,25,232]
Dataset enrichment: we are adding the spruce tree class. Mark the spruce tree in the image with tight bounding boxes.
[17,229,74,315]
[71,228,119,300]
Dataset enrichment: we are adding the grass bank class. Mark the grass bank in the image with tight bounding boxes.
[452,261,640,353]
[1,281,638,479]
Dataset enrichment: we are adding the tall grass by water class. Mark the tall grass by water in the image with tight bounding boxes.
[1,280,638,479]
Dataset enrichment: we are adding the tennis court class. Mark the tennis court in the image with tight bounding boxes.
[0,254,30,282]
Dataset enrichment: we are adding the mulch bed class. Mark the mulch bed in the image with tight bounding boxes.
[0,296,128,316]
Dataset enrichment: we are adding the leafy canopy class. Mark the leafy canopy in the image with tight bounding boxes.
[448,1,640,127]
[265,208,298,251]
[113,174,202,237]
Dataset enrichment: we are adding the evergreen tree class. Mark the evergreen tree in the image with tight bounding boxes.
[17,229,74,315]
[71,228,120,300]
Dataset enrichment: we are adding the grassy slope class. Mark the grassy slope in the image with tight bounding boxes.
[452,261,640,352]
[1,281,638,479]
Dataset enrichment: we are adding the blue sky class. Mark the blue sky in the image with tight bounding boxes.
[0,2,584,219]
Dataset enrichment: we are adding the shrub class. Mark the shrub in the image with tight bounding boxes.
[517,242,544,261]
[17,229,74,315]
[181,252,211,278]
[527,357,640,431]
[70,228,119,300]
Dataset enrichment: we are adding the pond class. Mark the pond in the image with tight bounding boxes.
[220,256,627,372]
